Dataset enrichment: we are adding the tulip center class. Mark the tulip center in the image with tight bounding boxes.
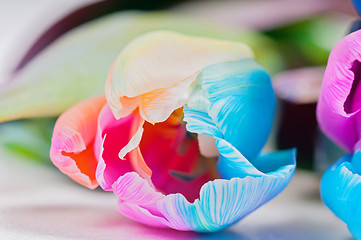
[139,108,220,202]
[344,60,361,114]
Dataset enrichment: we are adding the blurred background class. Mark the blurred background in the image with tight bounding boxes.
[0,0,358,239]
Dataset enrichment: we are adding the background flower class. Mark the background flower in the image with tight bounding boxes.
[317,26,361,240]
[317,30,361,153]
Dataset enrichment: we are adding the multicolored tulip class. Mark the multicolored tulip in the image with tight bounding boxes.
[317,29,361,239]
[50,31,296,232]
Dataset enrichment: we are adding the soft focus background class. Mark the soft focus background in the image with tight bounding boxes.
[0,0,358,239]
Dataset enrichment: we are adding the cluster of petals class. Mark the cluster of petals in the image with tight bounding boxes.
[317,29,361,239]
[50,31,296,232]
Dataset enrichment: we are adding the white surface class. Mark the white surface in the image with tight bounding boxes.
[0,147,353,240]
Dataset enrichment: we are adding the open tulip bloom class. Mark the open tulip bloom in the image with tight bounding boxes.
[317,29,361,239]
[50,31,296,232]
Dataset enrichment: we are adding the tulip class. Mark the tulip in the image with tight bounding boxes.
[50,31,296,232]
[317,30,361,153]
[317,29,361,239]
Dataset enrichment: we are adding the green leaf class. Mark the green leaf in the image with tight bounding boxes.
[0,11,281,123]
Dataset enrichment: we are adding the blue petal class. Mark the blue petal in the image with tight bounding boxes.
[184,59,290,178]
[198,59,276,160]
[158,151,295,232]
[217,141,296,180]
[178,60,296,231]
[184,105,295,179]
[321,152,361,239]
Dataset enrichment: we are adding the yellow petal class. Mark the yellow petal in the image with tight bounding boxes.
[106,31,253,122]
[139,73,197,123]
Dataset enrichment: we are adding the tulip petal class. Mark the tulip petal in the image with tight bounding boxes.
[163,59,295,231]
[95,104,218,201]
[111,171,172,228]
[183,107,295,179]
[118,125,144,160]
[320,152,361,239]
[50,96,106,189]
[95,105,151,191]
[158,157,295,232]
[188,59,275,160]
[106,31,253,122]
[317,30,361,152]
[139,73,198,124]
[110,150,295,232]
[177,107,295,231]
[110,30,253,97]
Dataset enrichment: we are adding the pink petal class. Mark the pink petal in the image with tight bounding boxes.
[50,95,106,189]
[317,30,361,152]
[114,172,170,228]
[95,104,151,191]
[95,105,218,201]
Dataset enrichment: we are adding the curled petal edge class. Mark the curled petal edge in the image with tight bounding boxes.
[50,95,106,189]
[111,148,296,232]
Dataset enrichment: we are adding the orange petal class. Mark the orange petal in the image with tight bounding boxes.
[50,95,106,189]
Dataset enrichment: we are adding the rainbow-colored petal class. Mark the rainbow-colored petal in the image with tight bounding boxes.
[111,148,295,232]
[158,152,295,232]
